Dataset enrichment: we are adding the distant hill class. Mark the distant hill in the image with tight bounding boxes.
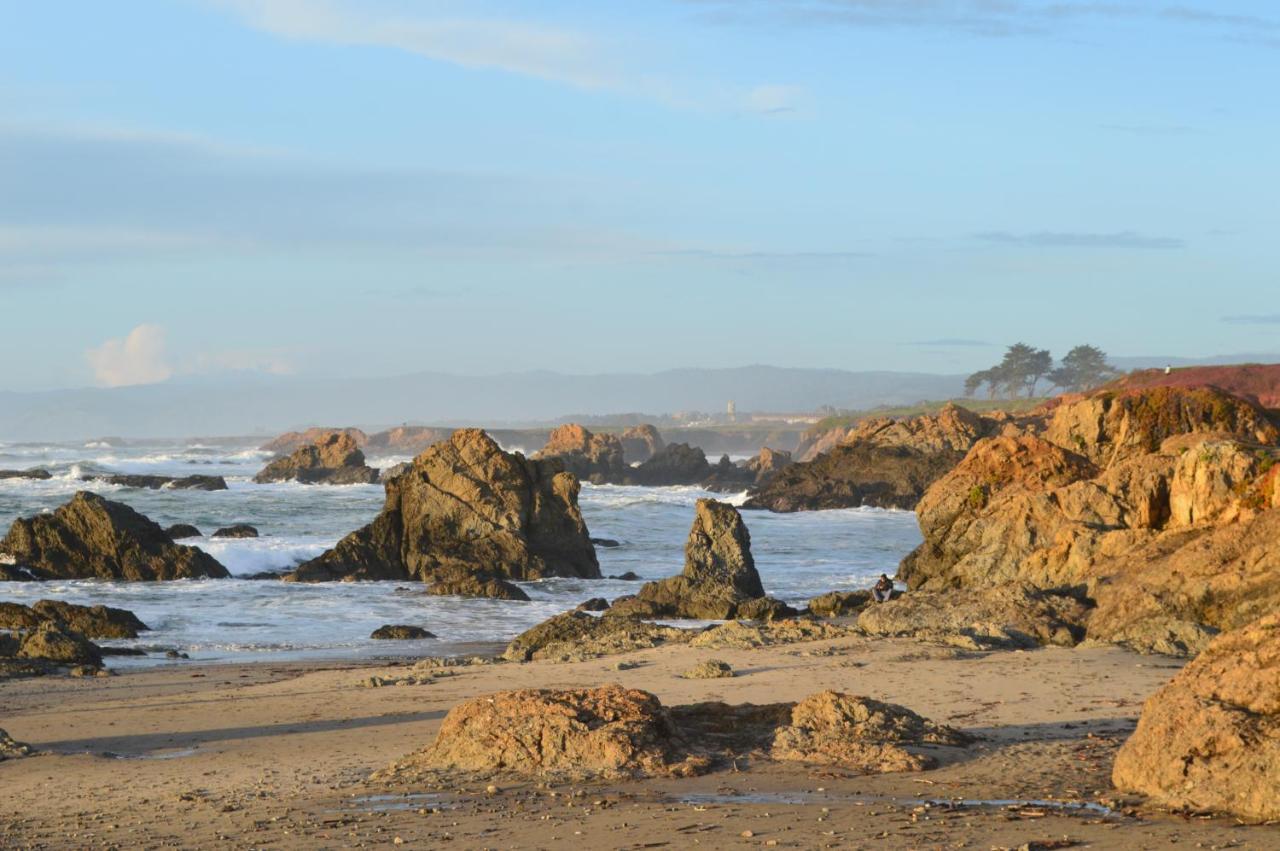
[0,366,967,441]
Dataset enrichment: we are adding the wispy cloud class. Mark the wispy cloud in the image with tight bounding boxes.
[85,324,173,387]
[210,0,615,90]
[975,231,1186,250]
[685,1,1280,44]
[653,248,870,261]
[1222,314,1280,325]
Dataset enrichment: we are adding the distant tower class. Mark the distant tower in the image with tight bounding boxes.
[727,400,737,422]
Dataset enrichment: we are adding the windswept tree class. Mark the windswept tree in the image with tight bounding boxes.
[1048,344,1119,393]
[965,343,1053,398]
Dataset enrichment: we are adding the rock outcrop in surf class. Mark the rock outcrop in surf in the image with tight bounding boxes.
[253,432,379,485]
[0,492,229,581]
[287,429,599,583]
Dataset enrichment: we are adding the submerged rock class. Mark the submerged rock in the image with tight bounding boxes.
[82,474,228,491]
[1112,613,1280,822]
[211,524,259,539]
[370,624,435,640]
[254,432,379,485]
[425,569,530,601]
[0,492,229,581]
[164,523,202,539]
[0,468,52,481]
[0,600,150,639]
[289,429,599,584]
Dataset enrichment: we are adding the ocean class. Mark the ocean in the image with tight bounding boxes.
[0,438,921,665]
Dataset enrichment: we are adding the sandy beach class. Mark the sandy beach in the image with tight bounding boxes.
[4,630,1275,849]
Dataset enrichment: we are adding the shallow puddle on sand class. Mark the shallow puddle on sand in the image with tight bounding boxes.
[339,793,455,813]
[98,747,199,760]
[677,792,1119,818]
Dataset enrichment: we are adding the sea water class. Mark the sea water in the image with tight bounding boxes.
[0,438,921,665]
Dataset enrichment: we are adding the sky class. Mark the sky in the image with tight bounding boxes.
[1,0,1277,391]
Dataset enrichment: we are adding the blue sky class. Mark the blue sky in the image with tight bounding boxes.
[1,0,1277,390]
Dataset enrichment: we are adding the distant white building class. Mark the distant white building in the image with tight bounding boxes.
[726,400,737,422]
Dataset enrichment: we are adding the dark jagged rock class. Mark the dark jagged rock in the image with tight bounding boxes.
[425,569,531,601]
[289,429,599,584]
[610,571,642,581]
[533,424,628,484]
[164,523,202,539]
[370,624,435,640]
[627,443,712,486]
[0,600,149,639]
[619,424,665,464]
[744,443,962,512]
[212,524,259,539]
[0,492,229,581]
[0,468,51,481]
[576,597,610,612]
[590,537,621,548]
[613,499,771,620]
[83,474,228,491]
[253,432,379,485]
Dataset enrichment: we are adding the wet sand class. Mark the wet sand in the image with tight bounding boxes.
[2,633,1276,849]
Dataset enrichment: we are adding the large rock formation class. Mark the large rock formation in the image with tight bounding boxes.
[746,404,999,512]
[288,429,599,583]
[619,424,664,464]
[1112,613,1280,822]
[611,499,773,619]
[259,427,368,454]
[253,432,379,485]
[898,387,1280,655]
[533,424,628,483]
[0,492,229,581]
[383,685,969,781]
[503,611,691,662]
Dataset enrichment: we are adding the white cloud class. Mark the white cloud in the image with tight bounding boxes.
[745,84,806,115]
[211,0,616,89]
[85,324,173,387]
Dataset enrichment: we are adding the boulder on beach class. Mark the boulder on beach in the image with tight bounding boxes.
[0,728,33,760]
[425,568,530,601]
[0,492,229,581]
[533,424,628,484]
[1112,613,1280,822]
[211,524,259,539]
[253,432,379,485]
[610,499,772,620]
[682,659,733,679]
[619,424,664,464]
[370,624,435,640]
[807,590,873,618]
[856,584,1089,650]
[503,611,690,662]
[383,685,969,781]
[767,691,972,772]
[16,621,103,668]
[164,523,202,540]
[288,429,599,584]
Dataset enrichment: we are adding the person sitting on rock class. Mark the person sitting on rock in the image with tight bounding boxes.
[872,574,895,603]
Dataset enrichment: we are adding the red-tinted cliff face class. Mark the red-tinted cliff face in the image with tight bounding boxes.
[1102,363,1280,408]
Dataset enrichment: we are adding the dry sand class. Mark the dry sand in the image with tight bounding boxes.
[2,632,1277,849]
